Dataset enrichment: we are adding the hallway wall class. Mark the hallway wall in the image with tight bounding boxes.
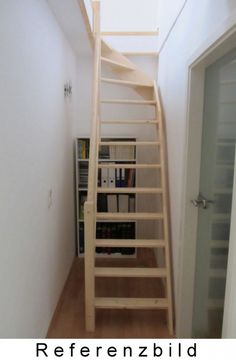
[157,0,236,330]
[0,0,79,337]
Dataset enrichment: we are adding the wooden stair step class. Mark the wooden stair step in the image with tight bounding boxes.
[95,239,165,248]
[95,297,168,309]
[101,77,153,88]
[99,141,160,146]
[122,51,159,57]
[95,267,167,278]
[97,187,163,194]
[96,212,164,220]
[101,57,135,71]
[98,163,161,169]
[101,99,156,105]
[101,120,159,125]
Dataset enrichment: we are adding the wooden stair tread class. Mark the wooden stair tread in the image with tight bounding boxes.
[99,141,160,146]
[95,267,167,278]
[97,187,163,194]
[95,297,168,309]
[98,163,161,169]
[101,120,159,125]
[96,212,164,220]
[101,99,156,105]
[101,57,135,71]
[122,51,159,57]
[101,77,153,88]
[95,239,166,248]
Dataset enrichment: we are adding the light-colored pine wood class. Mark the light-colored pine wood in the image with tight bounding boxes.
[101,99,156,105]
[84,0,101,333]
[98,163,161,169]
[95,297,168,309]
[154,85,174,335]
[101,120,159,125]
[99,141,160,146]
[84,201,95,332]
[95,239,166,248]
[83,0,175,337]
[101,40,154,87]
[101,31,159,36]
[101,57,135,71]
[95,267,167,278]
[96,212,164,221]
[47,254,172,338]
[97,187,163,194]
[123,51,159,57]
[101,77,153,88]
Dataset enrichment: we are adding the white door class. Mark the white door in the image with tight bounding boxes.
[192,48,236,338]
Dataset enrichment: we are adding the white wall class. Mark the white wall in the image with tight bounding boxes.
[157,0,236,331]
[0,0,79,338]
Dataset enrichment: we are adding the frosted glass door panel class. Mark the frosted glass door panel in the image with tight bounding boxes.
[192,49,236,338]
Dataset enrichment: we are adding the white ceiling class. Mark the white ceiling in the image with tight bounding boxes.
[47,0,92,56]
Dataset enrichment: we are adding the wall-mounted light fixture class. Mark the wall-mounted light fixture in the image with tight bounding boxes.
[64,81,72,98]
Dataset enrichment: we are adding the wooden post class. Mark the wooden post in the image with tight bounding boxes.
[84,0,100,332]
[84,201,96,331]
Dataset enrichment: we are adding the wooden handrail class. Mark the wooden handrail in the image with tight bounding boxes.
[84,0,100,332]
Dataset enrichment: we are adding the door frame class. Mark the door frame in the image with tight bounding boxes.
[177,10,236,338]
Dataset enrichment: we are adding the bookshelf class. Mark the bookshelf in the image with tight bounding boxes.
[75,137,137,257]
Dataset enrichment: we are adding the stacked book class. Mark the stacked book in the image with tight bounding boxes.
[78,139,90,159]
[96,222,135,255]
[79,163,88,188]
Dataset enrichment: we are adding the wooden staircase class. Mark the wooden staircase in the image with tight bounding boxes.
[84,0,174,335]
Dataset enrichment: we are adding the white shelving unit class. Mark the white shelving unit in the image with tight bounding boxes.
[75,136,137,258]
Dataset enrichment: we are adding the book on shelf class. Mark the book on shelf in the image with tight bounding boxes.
[97,194,108,212]
[79,223,84,254]
[79,162,88,188]
[79,193,87,220]
[101,168,109,187]
[99,145,110,159]
[116,145,135,160]
[107,195,118,212]
[129,196,135,212]
[96,222,135,255]
[118,195,129,212]
[97,194,135,214]
[99,168,135,188]
[78,139,89,159]
[99,141,135,160]
[108,166,116,188]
